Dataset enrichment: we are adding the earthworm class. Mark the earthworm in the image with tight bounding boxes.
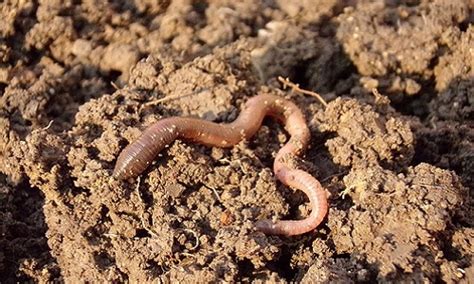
[113,93,328,236]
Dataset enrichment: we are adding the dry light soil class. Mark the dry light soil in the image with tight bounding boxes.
[0,0,473,283]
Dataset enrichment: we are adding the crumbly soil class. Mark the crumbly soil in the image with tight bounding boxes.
[0,0,473,283]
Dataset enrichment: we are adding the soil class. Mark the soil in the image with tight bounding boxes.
[0,0,473,282]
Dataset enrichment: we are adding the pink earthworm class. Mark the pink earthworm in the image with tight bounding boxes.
[113,93,328,236]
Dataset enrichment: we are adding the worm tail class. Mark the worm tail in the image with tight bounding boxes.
[255,168,328,236]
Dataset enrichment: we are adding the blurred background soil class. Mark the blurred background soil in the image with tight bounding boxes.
[0,0,473,282]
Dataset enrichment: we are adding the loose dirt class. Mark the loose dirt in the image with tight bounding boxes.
[0,0,472,282]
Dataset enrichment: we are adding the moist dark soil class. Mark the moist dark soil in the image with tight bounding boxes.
[0,0,473,282]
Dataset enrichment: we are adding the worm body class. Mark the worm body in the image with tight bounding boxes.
[114,94,328,236]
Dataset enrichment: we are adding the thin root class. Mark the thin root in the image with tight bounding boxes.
[204,184,222,203]
[178,228,200,250]
[278,76,328,107]
[31,120,54,134]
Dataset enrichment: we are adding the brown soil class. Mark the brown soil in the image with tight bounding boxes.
[0,0,472,282]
